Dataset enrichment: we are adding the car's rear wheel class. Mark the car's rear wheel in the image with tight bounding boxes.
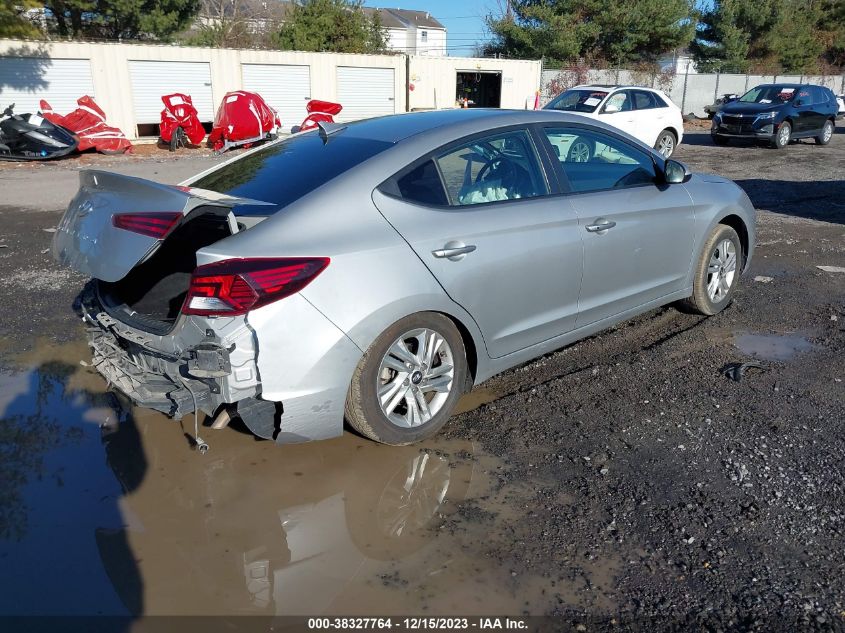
[772,122,791,149]
[345,312,468,445]
[681,224,742,316]
[654,129,676,157]
[712,134,729,146]
[567,137,594,162]
[815,119,834,145]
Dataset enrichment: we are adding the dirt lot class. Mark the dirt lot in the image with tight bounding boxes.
[0,127,843,630]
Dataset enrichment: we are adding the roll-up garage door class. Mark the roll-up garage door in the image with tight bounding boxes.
[128,61,214,126]
[0,57,94,116]
[336,67,395,122]
[242,64,310,132]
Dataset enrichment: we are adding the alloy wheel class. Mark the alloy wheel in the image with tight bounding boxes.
[377,328,455,428]
[778,125,790,146]
[823,121,833,143]
[706,239,737,302]
[657,133,675,157]
[568,141,591,162]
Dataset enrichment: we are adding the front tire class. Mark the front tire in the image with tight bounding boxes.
[682,224,742,316]
[345,312,468,445]
[772,122,791,149]
[815,119,834,145]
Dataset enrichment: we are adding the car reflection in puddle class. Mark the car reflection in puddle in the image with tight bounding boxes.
[0,340,553,618]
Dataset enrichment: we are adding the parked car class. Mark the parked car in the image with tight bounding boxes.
[704,93,739,119]
[837,94,844,119]
[53,109,755,447]
[711,83,838,149]
[544,85,684,157]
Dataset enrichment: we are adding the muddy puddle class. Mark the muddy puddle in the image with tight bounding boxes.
[732,332,816,361]
[0,340,568,618]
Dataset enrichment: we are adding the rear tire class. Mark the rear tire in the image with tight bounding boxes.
[566,137,594,162]
[771,122,791,149]
[654,129,677,157]
[815,119,834,145]
[681,224,742,316]
[345,312,468,445]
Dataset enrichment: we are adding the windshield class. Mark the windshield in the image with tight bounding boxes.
[739,86,797,105]
[545,89,609,113]
[191,132,393,216]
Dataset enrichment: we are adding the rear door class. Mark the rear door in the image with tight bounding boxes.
[539,125,696,327]
[373,127,584,358]
[631,89,668,145]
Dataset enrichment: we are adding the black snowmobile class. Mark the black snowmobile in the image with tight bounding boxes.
[0,103,79,161]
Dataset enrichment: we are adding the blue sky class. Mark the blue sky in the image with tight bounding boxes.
[364,0,496,57]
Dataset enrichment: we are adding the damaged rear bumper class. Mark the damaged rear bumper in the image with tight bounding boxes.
[79,285,260,418]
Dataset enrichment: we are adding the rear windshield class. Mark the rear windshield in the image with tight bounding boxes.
[192,132,393,216]
[545,89,609,113]
[739,86,797,104]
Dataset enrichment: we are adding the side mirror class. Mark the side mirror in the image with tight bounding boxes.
[603,103,620,114]
[664,159,691,184]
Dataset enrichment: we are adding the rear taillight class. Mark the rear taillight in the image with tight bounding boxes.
[182,257,330,316]
[112,212,181,239]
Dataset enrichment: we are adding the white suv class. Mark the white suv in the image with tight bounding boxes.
[544,85,684,157]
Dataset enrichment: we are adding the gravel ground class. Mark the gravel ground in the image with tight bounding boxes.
[440,129,845,630]
[0,125,843,629]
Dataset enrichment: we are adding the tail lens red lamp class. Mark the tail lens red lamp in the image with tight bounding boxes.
[183,257,330,317]
[112,212,182,239]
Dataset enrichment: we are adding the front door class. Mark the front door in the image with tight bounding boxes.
[540,126,697,326]
[374,128,583,358]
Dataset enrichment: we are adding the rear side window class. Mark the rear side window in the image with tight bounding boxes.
[632,90,664,110]
[191,133,393,216]
[396,160,448,206]
[433,130,548,206]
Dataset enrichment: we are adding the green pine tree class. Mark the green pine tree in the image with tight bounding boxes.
[275,0,387,54]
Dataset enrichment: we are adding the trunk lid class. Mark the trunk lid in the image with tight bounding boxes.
[53,170,272,282]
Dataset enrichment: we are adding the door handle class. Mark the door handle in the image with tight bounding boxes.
[585,220,616,233]
[432,243,476,260]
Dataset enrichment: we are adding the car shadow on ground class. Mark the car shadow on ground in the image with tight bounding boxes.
[735,178,845,224]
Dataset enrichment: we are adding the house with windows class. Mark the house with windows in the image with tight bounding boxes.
[363,8,447,57]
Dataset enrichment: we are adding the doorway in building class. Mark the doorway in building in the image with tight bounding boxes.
[456,71,502,108]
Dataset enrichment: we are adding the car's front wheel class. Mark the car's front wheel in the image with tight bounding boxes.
[772,122,791,149]
[345,312,468,445]
[816,119,834,145]
[682,224,742,316]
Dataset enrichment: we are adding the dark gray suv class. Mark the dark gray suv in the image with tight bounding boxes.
[711,84,838,149]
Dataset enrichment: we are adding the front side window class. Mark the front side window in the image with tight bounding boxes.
[543,127,656,193]
[433,130,548,206]
[603,91,632,112]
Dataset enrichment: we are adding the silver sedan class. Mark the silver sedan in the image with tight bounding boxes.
[53,109,755,446]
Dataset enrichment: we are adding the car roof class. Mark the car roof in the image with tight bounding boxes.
[337,108,608,144]
[574,85,662,92]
